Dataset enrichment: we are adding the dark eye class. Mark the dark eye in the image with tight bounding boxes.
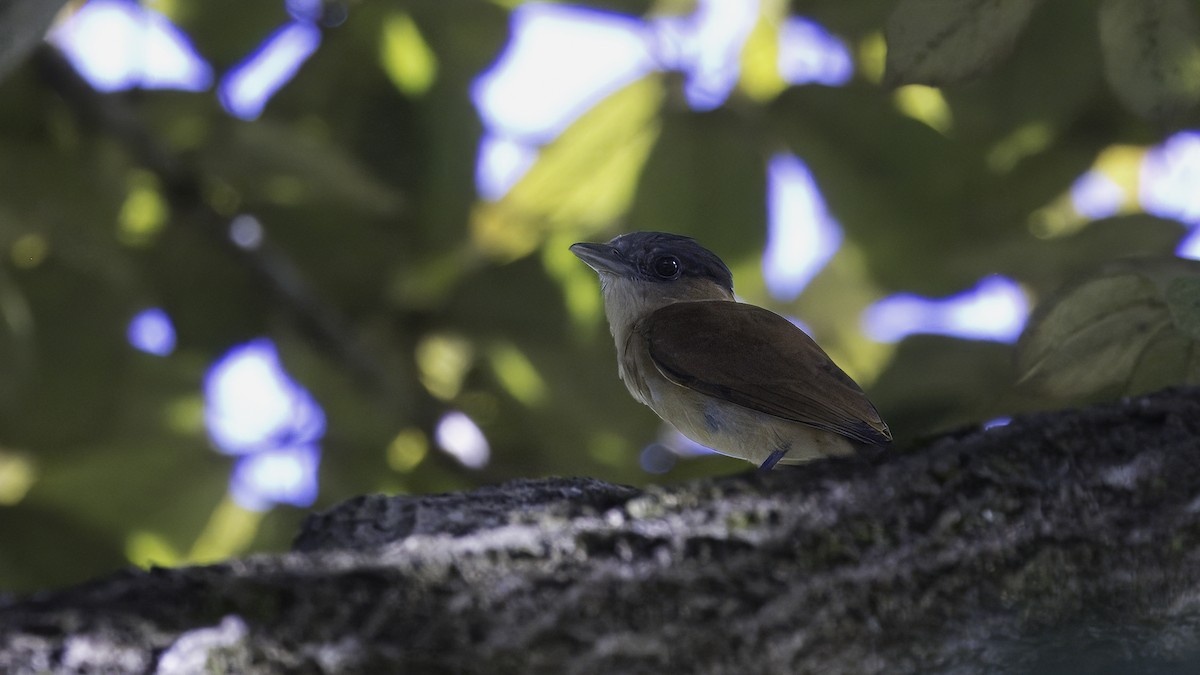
[653,255,680,279]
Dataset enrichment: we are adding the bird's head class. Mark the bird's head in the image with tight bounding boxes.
[570,232,735,332]
[571,231,733,295]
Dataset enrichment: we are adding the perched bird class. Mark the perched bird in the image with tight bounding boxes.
[571,231,891,470]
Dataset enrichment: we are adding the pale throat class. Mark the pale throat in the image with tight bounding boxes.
[598,274,734,357]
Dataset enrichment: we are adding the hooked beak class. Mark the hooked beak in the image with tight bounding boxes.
[570,242,635,276]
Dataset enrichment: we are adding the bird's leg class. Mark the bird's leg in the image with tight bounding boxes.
[758,448,787,472]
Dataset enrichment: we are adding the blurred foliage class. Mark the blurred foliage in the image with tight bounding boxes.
[0,0,69,81]
[0,0,1198,592]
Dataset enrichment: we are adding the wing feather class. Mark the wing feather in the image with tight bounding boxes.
[640,301,891,445]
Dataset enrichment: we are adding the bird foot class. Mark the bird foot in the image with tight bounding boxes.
[758,449,787,472]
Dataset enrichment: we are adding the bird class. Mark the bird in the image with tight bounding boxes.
[570,231,891,471]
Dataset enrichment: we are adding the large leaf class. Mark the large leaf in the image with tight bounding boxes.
[939,0,1107,175]
[200,121,404,216]
[769,85,991,293]
[1127,321,1200,393]
[1166,277,1200,340]
[626,107,767,263]
[908,0,1111,251]
[399,3,508,250]
[885,0,1045,87]
[471,76,665,261]
[1016,258,1200,398]
[1098,0,1200,125]
[983,215,1187,295]
[260,2,498,284]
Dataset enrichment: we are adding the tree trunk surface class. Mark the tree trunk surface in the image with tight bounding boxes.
[3,387,1200,674]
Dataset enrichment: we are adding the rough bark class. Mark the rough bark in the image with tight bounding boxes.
[4,387,1200,674]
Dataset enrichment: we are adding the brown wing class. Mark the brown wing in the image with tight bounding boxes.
[640,301,892,445]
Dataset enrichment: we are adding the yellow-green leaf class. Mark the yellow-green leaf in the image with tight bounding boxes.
[470,76,665,261]
[380,12,439,97]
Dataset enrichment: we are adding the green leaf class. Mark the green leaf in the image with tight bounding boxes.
[1166,277,1200,339]
[1128,326,1200,395]
[380,12,439,97]
[1098,0,1200,124]
[939,0,1106,160]
[769,85,990,294]
[1016,258,1200,398]
[471,76,665,261]
[1017,273,1163,397]
[200,121,404,216]
[885,0,1044,87]
[986,215,1186,294]
[627,108,767,263]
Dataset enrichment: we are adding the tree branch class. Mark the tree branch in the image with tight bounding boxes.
[4,387,1200,673]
